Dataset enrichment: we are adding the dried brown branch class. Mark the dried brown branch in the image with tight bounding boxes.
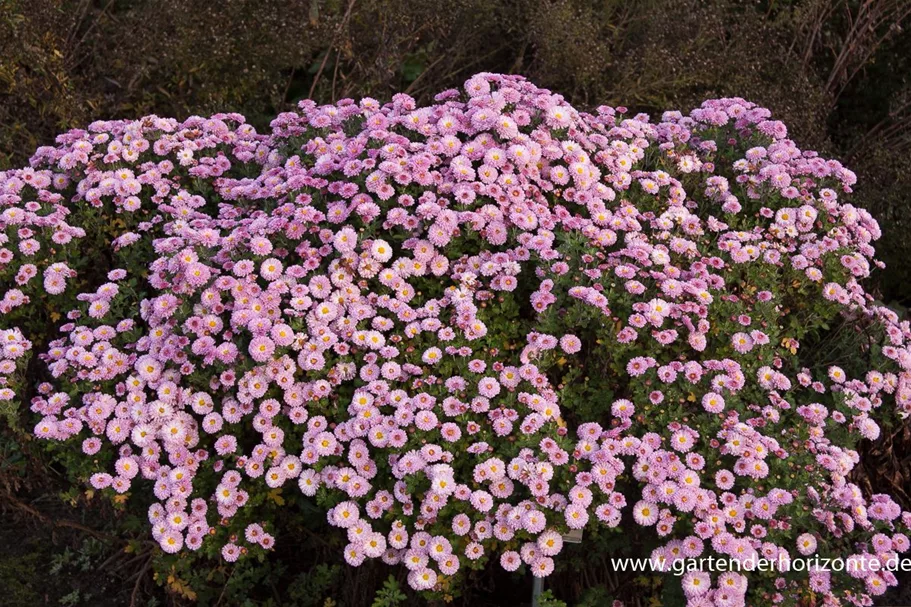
[129,555,153,607]
[1,491,113,542]
[824,0,911,101]
[307,0,358,101]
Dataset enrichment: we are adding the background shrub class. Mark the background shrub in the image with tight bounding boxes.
[3,2,911,606]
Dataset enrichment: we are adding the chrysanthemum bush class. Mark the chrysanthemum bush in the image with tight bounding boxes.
[2,72,910,605]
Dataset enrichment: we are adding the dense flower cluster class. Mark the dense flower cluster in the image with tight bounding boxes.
[3,73,911,605]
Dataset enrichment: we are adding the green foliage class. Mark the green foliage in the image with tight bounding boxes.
[370,576,407,607]
[575,586,616,607]
[49,538,107,575]
[536,589,568,607]
[288,564,342,607]
[0,551,45,606]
